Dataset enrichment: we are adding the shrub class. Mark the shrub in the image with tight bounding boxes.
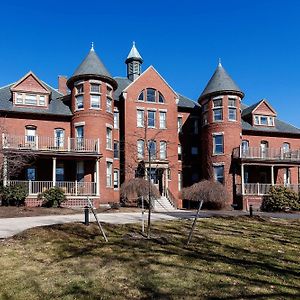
[181,180,228,210]
[261,186,300,212]
[120,178,160,206]
[38,187,66,208]
[0,184,28,206]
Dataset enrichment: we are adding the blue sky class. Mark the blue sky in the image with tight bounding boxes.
[0,0,300,127]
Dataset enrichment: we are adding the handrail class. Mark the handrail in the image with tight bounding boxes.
[2,134,100,153]
[166,187,177,209]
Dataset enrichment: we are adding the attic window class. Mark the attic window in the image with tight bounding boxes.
[14,93,47,107]
[254,115,275,126]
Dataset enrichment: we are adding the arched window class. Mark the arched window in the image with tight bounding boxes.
[138,90,144,101]
[158,92,165,103]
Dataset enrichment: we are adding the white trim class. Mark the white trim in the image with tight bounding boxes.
[106,158,113,163]
[74,121,85,127]
[212,131,224,136]
[212,95,224,100]
[159,108,168,112]
[106,123,113,129]
[212,162,225,166]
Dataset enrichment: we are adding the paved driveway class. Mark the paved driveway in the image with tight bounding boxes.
[0,210,299,239]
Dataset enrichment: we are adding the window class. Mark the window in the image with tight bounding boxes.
[106,86,113,112]
[137,110,144,127]
[16,93,23,104]
[282,142,290,153]
[159,111,166,129]
[214,165,224,184]
[254,115,275,126]
[147,110,156,128]
[106,127,112,149]
[138,90,144,101]
[202,112,208,126]
[114,141,119,159]
[158,92,165,103]
[228,98,236,107]
[260,141,269,158]
[178,144,182,160]
[106,97,112,113]
[91,95,100,109]
[114,111,119,129]
[75,125,84,148]
[178,116,183,133]
[76,84,84,94]
[26,167,36,181]
[56,163,64,182]
[146,88,156,102]
[25,94,37,106]
[202,102,209,112]
[25,126,36,145]
[160,141,167,160]
[193,119,199,134]
[39,96,45,106]
[213,134,224,154]
[76,95,84,110]
[178,172,182,191]
[106,162,113,187]
[137,139,144,159]
[191,146,198,155]
[213,109,223,121]
[228,108,237,121]
[76,161,84,182]
[213,98,223,122]
[241,140,249,155]
[54,128,65,148]
[90,83,100,93]
[114,169,119,189]
[148,140,156,159]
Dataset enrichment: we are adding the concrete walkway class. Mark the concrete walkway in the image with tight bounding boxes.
[0,210,299,239]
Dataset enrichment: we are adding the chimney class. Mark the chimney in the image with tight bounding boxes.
[58,75,68,95]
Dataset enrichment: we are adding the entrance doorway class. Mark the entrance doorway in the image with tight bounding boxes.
[148,168,165,196]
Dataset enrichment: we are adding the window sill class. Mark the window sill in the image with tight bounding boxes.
[106,148,113,151]
[89,107,102,110]
[212,153,225,156]
[228,119,237,122]
[212,120,223,123]
[75,108,84,112]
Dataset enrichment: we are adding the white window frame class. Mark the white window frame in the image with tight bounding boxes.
[160,141,167,160]
[75,95,84,110]
[147,110,156,128]
[213,164,224,184]
[213,133,224,155]
[137,139,145,159]
[114,169,119,189]
[137,110,145,127]
[90,94,100,109]
[114,111,119,129]
[106,127,112,150]
[159,111,167,129]
[106,161,113,187]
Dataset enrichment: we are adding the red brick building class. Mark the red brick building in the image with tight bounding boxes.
[1,44,300,210]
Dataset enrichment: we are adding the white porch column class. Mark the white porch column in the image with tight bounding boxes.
[95,158,100,196]
[3,155,7,187]
[271,165,275,186]
[241,163,245,195]
[52,157,56,187]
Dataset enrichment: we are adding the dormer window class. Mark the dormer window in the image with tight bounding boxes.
[254,115,275,126]
[14,93,47,107]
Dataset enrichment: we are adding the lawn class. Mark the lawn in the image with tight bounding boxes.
[0,216,299,299]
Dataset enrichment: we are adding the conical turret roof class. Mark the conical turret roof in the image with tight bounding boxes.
[199,62,243,100]
[67,45,117,90]
[125,42,143,63]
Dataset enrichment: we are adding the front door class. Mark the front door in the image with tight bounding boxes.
[148,168,164,196]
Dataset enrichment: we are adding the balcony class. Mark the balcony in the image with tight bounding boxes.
[233,147,300,163]
[236,183,300,196]
[7,180,97,196]
[2,134,100,154]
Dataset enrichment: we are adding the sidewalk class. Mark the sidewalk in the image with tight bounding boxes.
[0,210,299,239]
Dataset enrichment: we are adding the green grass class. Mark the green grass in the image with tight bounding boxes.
[0,216,299,299]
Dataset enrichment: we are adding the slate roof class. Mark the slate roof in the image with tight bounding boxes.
[200,63,243,99]
[0,83,72,116]
[72,48,112,78]
[113,77,198,108]
[241,103,300,135]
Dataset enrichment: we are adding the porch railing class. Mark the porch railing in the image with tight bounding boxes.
[233,146,300,162]
[7,180,97,196]
[2,134,100,153]
[236,183,300,196]
[166,188,177,209]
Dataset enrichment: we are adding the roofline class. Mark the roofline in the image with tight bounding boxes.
[122,65,178,98]
[0,109,72,118]
[66,74,118,91]
[199,89,244,102]
[242,128,300,136]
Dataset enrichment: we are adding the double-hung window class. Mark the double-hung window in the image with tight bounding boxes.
[137,110,144,127]
[114,141,119,159]
[148,140,156,159]
[106,86,113,113]
[106,162,113,187]
[214,165,224,184]
[114,169,119,189]
[159,111,166,129]
[91,95,100,109]
[228,97,237,121]
[160,141,167,160]
[213,98,223,122]
[147,110,155,128]
[106,127,112,150]
[114,111,119,129]
[177,116,183,133]
[76,95,84,110]
[213,133,224,154]
[137,140,144,159]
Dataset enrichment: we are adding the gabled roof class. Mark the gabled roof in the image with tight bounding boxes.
[125,42,143,63]
[199,63,244,100]
[67,47,117,90]
[241,103,300,135]
[242,99,277,117]
[0,82,72,117]
[11,71,50,94]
